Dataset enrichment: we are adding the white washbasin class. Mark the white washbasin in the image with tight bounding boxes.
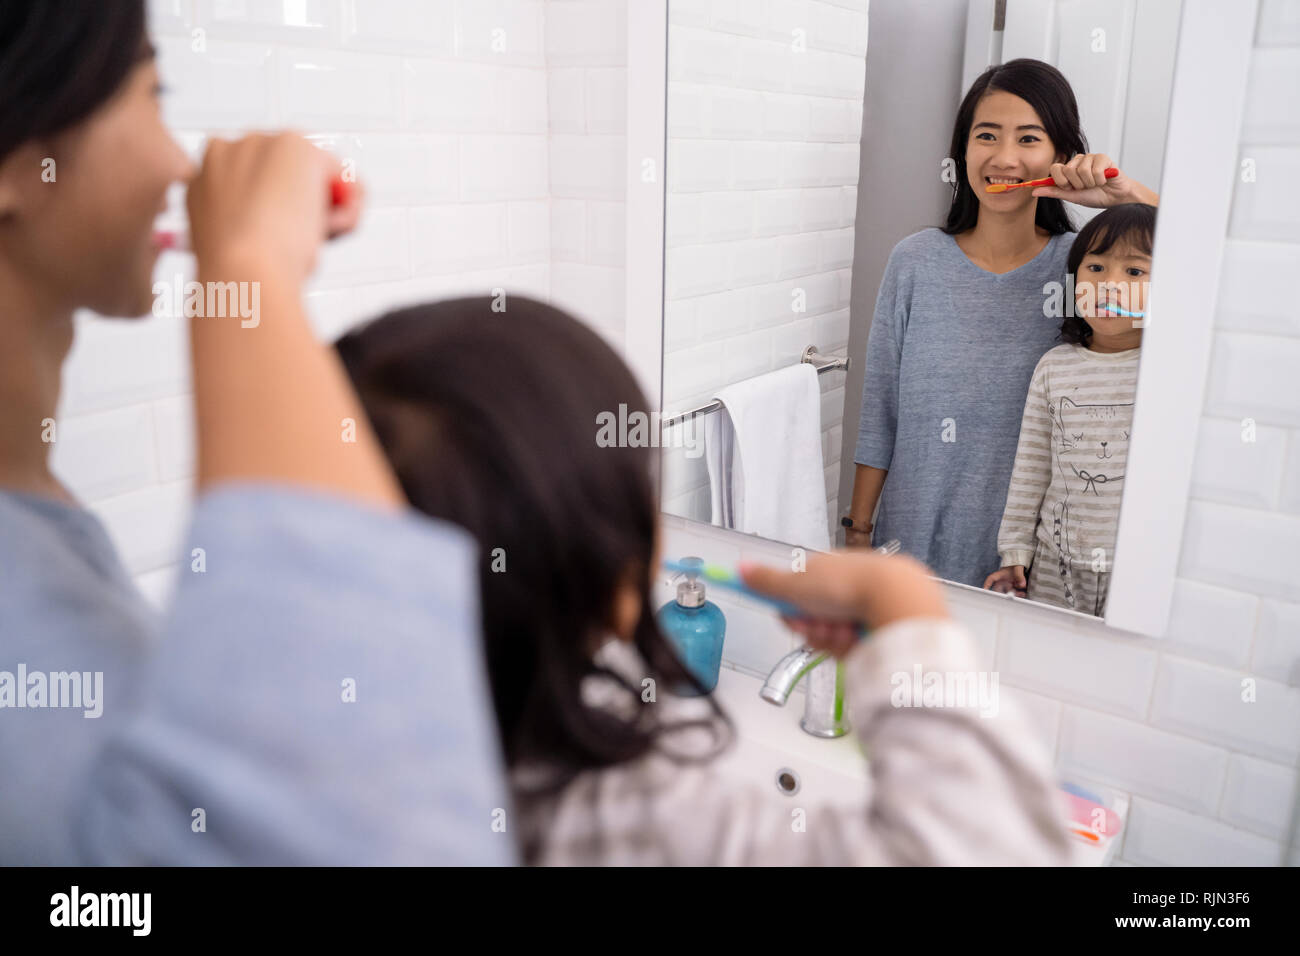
[705,665,868,810]
[696,663,1122,864]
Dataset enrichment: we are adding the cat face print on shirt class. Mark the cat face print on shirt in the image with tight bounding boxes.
[1049,395,1132,495]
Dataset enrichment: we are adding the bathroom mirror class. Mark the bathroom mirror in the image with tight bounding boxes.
[656,0,1208,629]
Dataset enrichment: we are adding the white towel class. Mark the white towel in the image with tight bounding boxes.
[704,363,831,550]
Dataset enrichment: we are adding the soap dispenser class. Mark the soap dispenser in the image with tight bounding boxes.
[656,556,726,695]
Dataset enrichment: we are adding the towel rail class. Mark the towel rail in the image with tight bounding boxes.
[661,346,850,430]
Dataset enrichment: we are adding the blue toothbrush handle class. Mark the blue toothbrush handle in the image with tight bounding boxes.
[663,559,869,637]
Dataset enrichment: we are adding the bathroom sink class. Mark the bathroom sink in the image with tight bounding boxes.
[710,731,869,809]
[698,664,1121,864]
[704,665,868,810]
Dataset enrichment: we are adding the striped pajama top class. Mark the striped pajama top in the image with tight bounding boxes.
[997,343,1141,573]
[509,620,1076,866]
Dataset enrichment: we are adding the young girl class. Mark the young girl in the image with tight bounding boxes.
[339,297,1075,866]
[985,203,1156,616]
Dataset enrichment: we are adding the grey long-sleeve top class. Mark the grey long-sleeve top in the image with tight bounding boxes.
[997,343,1140,570]
[0,484,514,865]
[854,227,1073,586]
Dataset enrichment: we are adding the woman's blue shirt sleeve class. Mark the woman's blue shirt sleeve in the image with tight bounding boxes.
[77,484,516,865]
[854,243,909,471]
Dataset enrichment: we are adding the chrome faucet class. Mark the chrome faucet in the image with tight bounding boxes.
[760,648,848,737]
[759,539,900,738]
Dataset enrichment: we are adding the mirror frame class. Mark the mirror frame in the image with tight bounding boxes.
[629,0,1257,637]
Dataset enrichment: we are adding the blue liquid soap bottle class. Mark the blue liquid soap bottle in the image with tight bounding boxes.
[656,556,726,695]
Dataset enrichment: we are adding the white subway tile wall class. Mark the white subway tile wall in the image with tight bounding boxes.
[660,0,868,541]
[660,0,1300,866]
[55,0,628,607]
[545,0,628,349]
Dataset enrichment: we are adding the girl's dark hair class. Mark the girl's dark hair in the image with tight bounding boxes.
[337,296,731,795]
[0,0,149,166]
[942,58,1086,237]
[1062,203,1157,345]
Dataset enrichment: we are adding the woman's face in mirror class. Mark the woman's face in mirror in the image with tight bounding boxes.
[964,90,1062,211]
[0,54,193,318]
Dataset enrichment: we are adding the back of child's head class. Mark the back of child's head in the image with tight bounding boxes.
[1062,203,1157,344]
[336,296,725,790]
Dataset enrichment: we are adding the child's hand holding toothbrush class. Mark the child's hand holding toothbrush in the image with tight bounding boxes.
[738,551,948,659]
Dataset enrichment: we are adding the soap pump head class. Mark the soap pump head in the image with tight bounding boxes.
[672,556,706,608]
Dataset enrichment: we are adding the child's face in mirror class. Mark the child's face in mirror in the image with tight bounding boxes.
[1074,240,1151,335]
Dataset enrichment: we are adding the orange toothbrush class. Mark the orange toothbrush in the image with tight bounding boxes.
[986,167,1119,193]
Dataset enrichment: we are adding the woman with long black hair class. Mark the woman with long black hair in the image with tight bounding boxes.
[844,59,1158,588]
[0,0,512,864]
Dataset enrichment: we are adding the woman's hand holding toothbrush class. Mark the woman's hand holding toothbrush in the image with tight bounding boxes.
[1029,152,1159,207]
[738,551,948,659]
[186,132,363,282]
[185,133,403,508]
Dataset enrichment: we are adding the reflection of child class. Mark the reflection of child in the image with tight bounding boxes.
[985,204,1156,616]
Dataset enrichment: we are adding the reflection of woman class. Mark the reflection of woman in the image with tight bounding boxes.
[845,59,1158,588]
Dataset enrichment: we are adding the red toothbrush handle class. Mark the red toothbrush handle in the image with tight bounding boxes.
[1028,166,1119,188]
[330,176,352,207]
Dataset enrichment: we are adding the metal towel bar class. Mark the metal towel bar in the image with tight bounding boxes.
[661,345,850,430]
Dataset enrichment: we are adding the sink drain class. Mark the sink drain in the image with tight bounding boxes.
[774,767,801,797]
